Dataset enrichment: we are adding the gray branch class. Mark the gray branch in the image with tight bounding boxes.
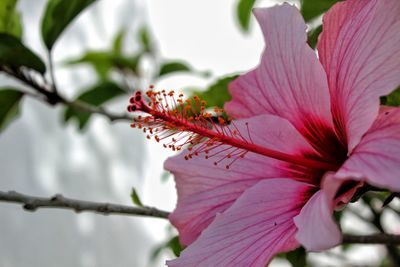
[343,234,400,245]
[0,190,169,219]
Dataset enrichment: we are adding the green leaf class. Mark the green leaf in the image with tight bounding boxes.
[167,236,183,257]
[130,188,143,207]
[139,26,152,53]
[383,87,400,106]
[194,75,238,108]
[237,0,257,32]
[300,0,338,22]
[0,0,22,38]
[158,61,192,77]
[0,88,23,132]
[64,81,125,129]
[286,247,307,267]
[307,25,322,49]
[41,0,96,50]
[0,33,46,73]
[112,28,126,55]
[65,51,141,80]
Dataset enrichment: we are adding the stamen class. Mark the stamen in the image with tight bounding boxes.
[127,88,338,171]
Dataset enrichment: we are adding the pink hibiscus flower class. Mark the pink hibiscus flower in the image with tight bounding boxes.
[128,0,400,265]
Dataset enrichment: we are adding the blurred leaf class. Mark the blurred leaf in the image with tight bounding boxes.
[0,33,46,73]
[167,236,183,257]
[237,0,257,32]
[307,25,322,49]
[113,28,125,55]
[139,26,152,53]
[65,51,141,80]
[382,87,400,106]
[158,61,192,77]
[64,81,125,129]
[130,188,143,207]
[286,247,307,267]
[0,88,23,132]
[194,75,238,108]
[300,0,338,22]
[41,0,96,50]
[0,0,22,38]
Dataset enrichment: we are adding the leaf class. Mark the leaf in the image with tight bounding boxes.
[0,88,23,132]
[158,61,192,77]
[236,0,257,32]
[167,236,183,257]
[194,75,238,109]
[286,247,307,267]
[65,51,142,80]
[64,81,125,130]
[0,0,22,38]
[0,33,46,73]
[300,0,338,22]
[139,26,152,53]
[130,188,143,207]
[41,0,96,50]
[113,28,126,55]
[307,25,322,49]
[383,87,400,106]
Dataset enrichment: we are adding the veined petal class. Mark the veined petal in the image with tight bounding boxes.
[225,4,340,159]
[318,0,400,152]
[165,114,317,245]
[336,107,400,191]
[166,179,314,267]
[294,174,342,251]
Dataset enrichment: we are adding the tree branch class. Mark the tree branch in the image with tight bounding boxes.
[0,190,169,219]
[0,66,132,122]
[343,234,400,245]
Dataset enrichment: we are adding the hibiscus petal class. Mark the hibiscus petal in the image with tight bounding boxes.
[294,174,342,251]
[166,179,314,267]
[165,114,316,245]
[224,4,339,159]
[318,0,400,151]
[336,107,400,191]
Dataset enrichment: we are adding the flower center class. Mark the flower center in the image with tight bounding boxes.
[127,89,340,171]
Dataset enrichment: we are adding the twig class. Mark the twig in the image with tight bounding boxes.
[0,190,169,219]
[342,234,400,245]
[0,66,133,122]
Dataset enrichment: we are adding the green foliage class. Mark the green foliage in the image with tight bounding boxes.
[0,33,46,73]
[66,51,141,80]
[382,87,400,106]
[0,0,22,38]
[151,235,183,260]
[307,25,322,49]
[64,81,125,130]
[300,0,338,22]
[0,88,23,132]
[158,61,192,77]
[112,28,126,55]
[236,0,257,32]
[139,26,152,53]
[130,188,143,207]
[286,247,307,267]
[41,0,96,50]
[193,75,238,109]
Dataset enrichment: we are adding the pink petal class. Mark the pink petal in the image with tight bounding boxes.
[224,4,339,159]
[336,107,400,191]
[318,0,400,151]
[294,174,342,251]
[165,114,316,245]
[166,179,314,267]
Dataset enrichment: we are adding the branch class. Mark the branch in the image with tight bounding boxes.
[343,234,400,245]
[0,190,169,219]
[0,66,132,122]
